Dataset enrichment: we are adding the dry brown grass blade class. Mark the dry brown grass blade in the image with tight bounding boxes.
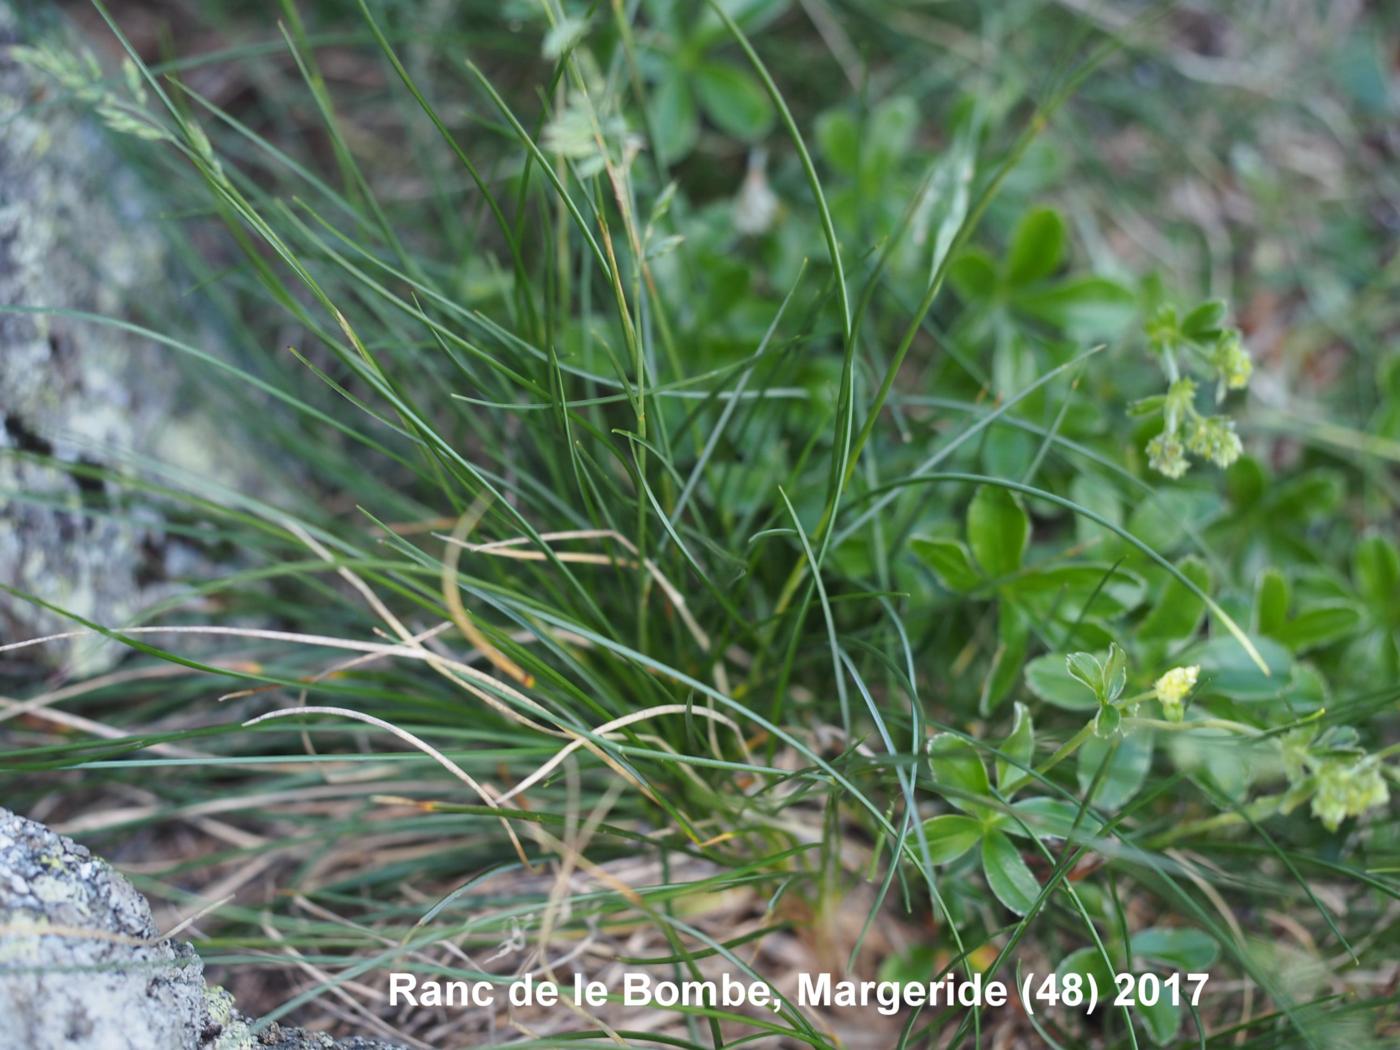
[440,500,535,687]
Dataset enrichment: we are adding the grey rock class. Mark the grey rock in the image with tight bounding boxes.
[0,806,210,1049]
[0,808,407,1050]
[0,5,228,676]
[254,1027,409,1050]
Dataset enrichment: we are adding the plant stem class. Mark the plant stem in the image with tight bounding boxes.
[1037,721,1097,778]
[1144,788,1307,849]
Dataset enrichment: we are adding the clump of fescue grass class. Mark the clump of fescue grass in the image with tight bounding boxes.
[3,2,1397,1047]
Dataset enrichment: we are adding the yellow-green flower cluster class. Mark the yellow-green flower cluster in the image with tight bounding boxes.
[1310,755,1390,831]
[1281,729,1312,783]
[1153,665,1199,720]
[1186,416,1243,468]
[1145,379,1243,478]
[1138,300,1253,480]
[1211,330,1253,392]
[1146,432,1188,479]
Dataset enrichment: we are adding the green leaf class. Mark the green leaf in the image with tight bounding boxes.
[1131,927,1220,971]
[923,118,976,280]
[967,485,1029,577]
[948,250,998,300]
[1005,206,1066,285]
[981,830,1040,915]
[984,601,1029,712]
[981,426,1036,479]
[927,733,991,814]
[1007,564,1146,621]
[996,703,1034,796]
[645,0,684,36]
[1008,796,1102,840]
[1354,534,1400,614]
[1078,732,1152,810]
[1128,489,1223,554]
[1186,635,1291,701]
[1025,653,1099,711]
[1069,474,1121,547]
[1333,31,1390,112]
[1062,621,1116,650]
[1093,702,1122,738]
[1015,276,1136,336]
[910,536,982,592]
[1065,651,1104,700]
[705,258,752,314]
[1269,602,1363,653]
[865,95,917,179]
[693,61,774,141]
[692,0,789,49]
[650,72,699,163]
[1101,642,1127,702]
[1139,997,1182,1045]
[1255,569,1290,635]
[1139,556,1211,641]
[1057,947,1114,998]
[1180,298,1228,340]
[1226,455,1267,508]
[815,108,859,177]
[878,943,937,984]
[919,814,983,865]
[1268,469,1344,521]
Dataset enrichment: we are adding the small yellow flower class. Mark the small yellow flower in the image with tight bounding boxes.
[1153,665,1199,719]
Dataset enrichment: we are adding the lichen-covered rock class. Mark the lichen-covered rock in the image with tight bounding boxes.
[0,808,407,1050]
[0,4,210,676]
[253,1026,409,1050]
[0,807,210,1049]
[203,986,406,1050]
